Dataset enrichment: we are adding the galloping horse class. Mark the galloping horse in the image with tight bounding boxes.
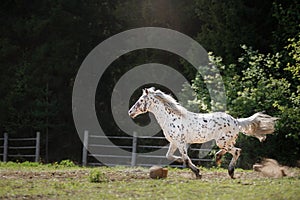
[128,87,278,179]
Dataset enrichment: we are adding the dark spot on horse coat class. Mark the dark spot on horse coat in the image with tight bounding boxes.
[235,151,239,156]
[203,119,207,123]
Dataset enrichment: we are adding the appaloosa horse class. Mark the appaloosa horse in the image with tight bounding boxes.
[128,87,278,179]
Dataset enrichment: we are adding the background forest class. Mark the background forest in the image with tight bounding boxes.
[0,0,299,167]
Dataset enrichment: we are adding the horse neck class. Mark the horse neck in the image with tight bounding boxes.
[148,100,173,129]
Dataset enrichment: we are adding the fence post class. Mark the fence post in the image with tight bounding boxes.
[35,132,40,162]
[131,131,137,167]
[82,130,89,166]
[3,132,8,162]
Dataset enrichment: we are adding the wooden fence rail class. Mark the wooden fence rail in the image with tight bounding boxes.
[0,132,40,162]
[82,130,213,167]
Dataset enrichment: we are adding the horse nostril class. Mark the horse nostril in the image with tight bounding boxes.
[128,110,136,118]
[128,110,133,117]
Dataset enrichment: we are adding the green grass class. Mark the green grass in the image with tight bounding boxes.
[0,162,299,199]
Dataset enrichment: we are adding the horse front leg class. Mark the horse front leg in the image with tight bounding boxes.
[178,144,201,179]
[166,142,184,163]
[227,147,241,179]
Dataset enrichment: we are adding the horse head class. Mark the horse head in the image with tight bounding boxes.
[128,87,154,118]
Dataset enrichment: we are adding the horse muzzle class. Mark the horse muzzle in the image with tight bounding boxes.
[128,110,137,118]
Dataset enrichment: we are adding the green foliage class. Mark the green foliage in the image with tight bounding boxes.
[0,161,42,168]
[0,0,121,160]
[190,53,228,112]
[191,40,300,167]
[231,45,288,116]
[2,63,31,133]
[0,165,300,199]
[194,0,275,63]
[272,0,300,51]
[0,0,299,165]
[0,160,79,169]
[191,1,300,165]
[88,169,108,183]
[282,34,300,141]
[59,160,76,167]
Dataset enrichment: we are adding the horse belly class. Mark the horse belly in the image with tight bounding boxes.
[189,137,208,144]
[186,128,212,144]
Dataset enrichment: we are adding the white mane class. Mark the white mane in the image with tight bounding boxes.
[149,88,187,116]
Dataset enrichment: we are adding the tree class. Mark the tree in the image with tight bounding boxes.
[193,0,275,64]
[0,0,122,161]
[189,0,300,167]
[191,42,299,167]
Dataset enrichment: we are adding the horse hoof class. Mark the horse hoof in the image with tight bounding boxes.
[196,174,202,179]
[229,172,235,179]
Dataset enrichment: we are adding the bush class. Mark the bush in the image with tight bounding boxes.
[88,169,108,183]
[190,42,300,167]
[59,160,76,167]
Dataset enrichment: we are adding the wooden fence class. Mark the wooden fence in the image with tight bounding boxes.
[82,130,214,167]
[0,132,40,162]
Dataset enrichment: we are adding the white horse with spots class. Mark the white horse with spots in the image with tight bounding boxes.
[128,87,278,179]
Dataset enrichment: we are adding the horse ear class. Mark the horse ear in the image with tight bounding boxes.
[149,87,155,91]
[144,88,149,95]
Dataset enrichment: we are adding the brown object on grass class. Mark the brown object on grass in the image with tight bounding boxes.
[149,166,168,179]
[253,158,289,178]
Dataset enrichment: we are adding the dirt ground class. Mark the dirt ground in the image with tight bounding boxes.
[0,167,286,181]
[1,167,300,200]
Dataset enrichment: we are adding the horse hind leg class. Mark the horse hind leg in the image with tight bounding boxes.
[215,149,227,166]
[227,147,241,179]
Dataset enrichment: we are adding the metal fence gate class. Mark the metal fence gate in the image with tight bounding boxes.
[82,130,214,167]
[0,132,40,162]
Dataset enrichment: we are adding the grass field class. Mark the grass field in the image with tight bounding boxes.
[0,161,299,200]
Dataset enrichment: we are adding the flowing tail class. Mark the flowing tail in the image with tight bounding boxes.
[237,112,279,142]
